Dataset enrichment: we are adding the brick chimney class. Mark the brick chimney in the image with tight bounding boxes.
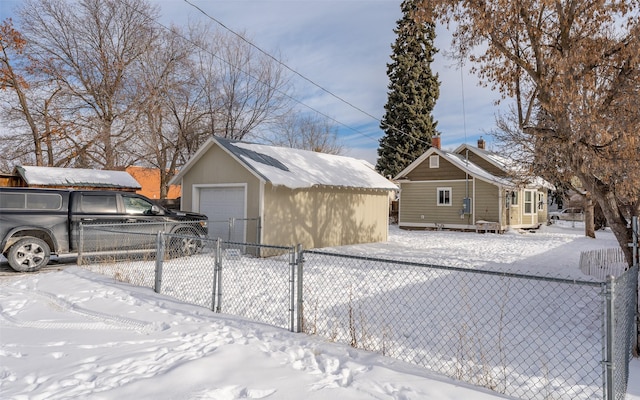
[477,137,486,150]
[432,135,441,150]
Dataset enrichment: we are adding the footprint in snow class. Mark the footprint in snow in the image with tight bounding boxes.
[190,385,277,399]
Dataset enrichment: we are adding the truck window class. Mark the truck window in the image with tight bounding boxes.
[27,193,63,210]
[0,193,62,210]
[0,193,26,209]
[123,195,153,214]
[80,194,118,213]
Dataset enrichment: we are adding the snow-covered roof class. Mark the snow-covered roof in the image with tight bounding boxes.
[454,144,519,172]
[394,146,551,189]
[171,137,397,191]
[14,165,141,189]
[441,152,513,187]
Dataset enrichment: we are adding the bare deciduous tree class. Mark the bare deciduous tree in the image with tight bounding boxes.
[201,30,292,141]
[262,112,343,155]
[0,19,45,166]
[424,0,640,265]
[19,0,160,169]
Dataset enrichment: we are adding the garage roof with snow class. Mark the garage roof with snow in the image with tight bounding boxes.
[172,137,397,191]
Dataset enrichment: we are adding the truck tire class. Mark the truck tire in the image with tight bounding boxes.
[168,229,203,258]
[7,237,51,272]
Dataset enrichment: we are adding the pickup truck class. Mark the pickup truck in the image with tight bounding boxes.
[0,187,208,272]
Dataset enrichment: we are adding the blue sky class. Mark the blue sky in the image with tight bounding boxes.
[1,0,505,164]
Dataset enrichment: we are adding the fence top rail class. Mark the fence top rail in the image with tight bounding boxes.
[304,249,606,287]
[221,240,294,251]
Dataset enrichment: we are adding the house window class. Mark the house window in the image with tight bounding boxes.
[524,190,535,214]
[429,155,439,168]
[437,187,452,206]
[511,191,519,206]
[538,192,545,210]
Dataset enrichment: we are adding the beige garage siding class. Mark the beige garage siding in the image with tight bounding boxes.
[179,145,262,243]
[262,185,390,249]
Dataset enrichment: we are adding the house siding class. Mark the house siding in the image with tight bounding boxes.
[399,180,473,227]
[462,152,507,177]
[405,155,467,181]
[474,179,501,222]
[262,185,389,249]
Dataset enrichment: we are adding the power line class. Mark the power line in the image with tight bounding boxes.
[115,0,382,145]
[183,0,384,126]
[181,0,433,150]
[119,0,430,164]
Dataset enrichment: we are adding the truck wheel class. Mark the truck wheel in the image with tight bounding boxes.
[7,237,51,272]
[168,229,203,257]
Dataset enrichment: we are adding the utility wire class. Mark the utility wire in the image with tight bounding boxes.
[118,0,430,164]
[182,0,433,149]
[116,0,382,145]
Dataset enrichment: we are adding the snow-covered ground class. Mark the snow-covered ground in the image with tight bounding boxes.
[1,222,638,399]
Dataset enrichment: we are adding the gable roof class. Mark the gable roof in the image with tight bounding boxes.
[170,137,397,191]
[14,165,141,189]
[394,145,551,189]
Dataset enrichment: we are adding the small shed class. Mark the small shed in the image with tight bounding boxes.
[170,137,397,249]
[5,165,141,192]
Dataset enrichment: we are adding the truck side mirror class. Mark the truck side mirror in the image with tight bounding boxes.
[151,205,163,215]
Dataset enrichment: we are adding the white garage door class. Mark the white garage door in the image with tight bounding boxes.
[198,186,246,242]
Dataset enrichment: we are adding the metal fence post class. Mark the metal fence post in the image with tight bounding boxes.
[228,218,234,241]
[77,222,84,265]
[214,238,222,313]
[289,246,296,332]
[257,216,262,245]
[604,275,615,400]
[296,244,304,333]
[154,232,164,293]
[212,238,221,312]
[633,216,638,268]
[633,216,639,356]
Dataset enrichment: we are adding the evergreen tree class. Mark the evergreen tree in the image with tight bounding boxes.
[376,0,440,178]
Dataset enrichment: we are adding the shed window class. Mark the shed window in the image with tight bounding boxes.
[437,187,452,206]
[429,155,439,168]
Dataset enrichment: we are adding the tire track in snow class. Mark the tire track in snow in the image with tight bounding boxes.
[0,288,154,333]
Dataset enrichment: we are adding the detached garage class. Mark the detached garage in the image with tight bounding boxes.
[170,137,397,250]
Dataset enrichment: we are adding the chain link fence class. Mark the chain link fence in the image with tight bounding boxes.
[76,220,638,400]
[301,250,636,400]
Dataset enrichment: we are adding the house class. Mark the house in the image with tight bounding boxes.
[125,166,181,209]
[393,137,551,232]
[169,137,397,249]
[3,165,141,192]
